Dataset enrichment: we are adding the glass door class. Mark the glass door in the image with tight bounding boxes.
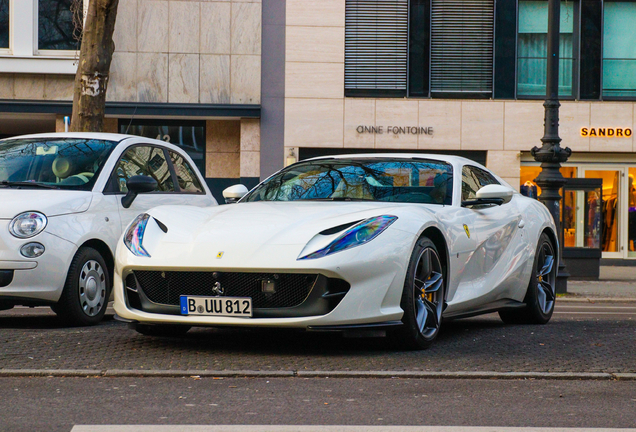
[629,168,636,257]
[583,168,624,258]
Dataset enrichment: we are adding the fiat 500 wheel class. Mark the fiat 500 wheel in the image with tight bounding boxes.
[499,232,556,325]
[394,236,446,350]
[54,247,111,326]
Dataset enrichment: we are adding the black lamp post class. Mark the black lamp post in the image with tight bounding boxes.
[530,0,572,293]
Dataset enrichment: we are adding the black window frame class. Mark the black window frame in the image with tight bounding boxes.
[600,0,636,101]
[515,0,580,101]
[104,144,194,196]
[37,0,82,52]
[118,118,207,179]
[0,0,9,50]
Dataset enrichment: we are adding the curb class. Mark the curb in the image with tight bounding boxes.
[557,297,636,303]
[1,369,634,380]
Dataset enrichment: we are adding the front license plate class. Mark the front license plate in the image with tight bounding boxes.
[180,296,252,317]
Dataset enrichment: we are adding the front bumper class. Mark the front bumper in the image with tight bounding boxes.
[113,229,413,329]
[0,225,77,304]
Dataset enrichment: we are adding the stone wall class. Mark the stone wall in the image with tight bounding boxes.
[110,0,261,104]
[1,0,262,105]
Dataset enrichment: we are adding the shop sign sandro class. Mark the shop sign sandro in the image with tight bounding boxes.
[581,127,633,137]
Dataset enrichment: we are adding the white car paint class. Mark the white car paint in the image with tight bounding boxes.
[113,154,558,341]
[0,133,216,311]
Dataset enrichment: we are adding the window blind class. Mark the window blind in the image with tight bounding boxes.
[345,0,409,92]
[430,0,494,94]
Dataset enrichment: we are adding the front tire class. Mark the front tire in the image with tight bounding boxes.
[499,232,556,325]
[394,237,446,350]
[54,247,111,326]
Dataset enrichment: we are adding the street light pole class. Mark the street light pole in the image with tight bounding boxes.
[531,0,572,294]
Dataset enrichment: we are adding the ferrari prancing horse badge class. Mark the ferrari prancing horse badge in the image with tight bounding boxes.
[463,224,470,238]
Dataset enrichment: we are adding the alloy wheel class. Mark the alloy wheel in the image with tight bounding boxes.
[536,241,556,314]
[412,247,444,339]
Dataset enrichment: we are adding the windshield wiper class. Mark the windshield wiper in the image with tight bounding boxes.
[0,181,60,189]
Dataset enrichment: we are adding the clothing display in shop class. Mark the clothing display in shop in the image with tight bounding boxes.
[520,181,538,199]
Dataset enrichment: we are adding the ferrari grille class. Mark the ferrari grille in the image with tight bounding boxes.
[132,271,318,309]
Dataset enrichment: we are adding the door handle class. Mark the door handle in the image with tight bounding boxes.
[518,219,525,229]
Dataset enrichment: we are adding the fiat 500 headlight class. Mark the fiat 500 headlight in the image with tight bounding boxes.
[123,213,151,257]
[9,212,48,238]
[299,215,397,260]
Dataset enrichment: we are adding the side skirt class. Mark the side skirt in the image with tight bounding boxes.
[442,299,526,320]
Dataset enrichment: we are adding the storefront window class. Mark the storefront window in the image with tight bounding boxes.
[38,0,81,51]
[585,170,620,253]
[629,168,636,256]
[603,2,636,98]
[520,165,576,199]
[120,120,206,178]
[563,185,602,249]
[0,0,8,49]
[517,1,574,97]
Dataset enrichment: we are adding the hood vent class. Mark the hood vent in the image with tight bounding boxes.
[319,220,362,236]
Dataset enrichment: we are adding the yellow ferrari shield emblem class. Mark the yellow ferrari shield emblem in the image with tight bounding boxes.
[216,251,224,259]
[463,224,470,239]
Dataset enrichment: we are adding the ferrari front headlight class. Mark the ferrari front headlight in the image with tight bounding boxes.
[298,215,397,260]
[123,213,151,257]
[9,212,48,238]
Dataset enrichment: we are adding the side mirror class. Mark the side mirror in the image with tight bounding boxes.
[122,175,158,209]
[222,184,249,204]
[463,184,514,207]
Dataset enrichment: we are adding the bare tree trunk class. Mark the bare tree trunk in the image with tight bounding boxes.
[70,0,119,132]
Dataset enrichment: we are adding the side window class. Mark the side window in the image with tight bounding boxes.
[169,151,204,194]
[113,146,176,193]
[462,166,500,201]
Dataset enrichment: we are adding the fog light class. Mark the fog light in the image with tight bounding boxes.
[261,279,276,294]
[20,242,45,258]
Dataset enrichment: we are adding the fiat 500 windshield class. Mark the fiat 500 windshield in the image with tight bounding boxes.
[245,158,453,204]
[0,138,117,191]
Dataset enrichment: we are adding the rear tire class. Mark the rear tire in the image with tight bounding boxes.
[499,232,556,325]
[55,247,111,326]
[134,324,192,337]
[393,237,446,350]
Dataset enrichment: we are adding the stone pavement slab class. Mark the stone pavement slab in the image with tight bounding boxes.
[0,311,634,374]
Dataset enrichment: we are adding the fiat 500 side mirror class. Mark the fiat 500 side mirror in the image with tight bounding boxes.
[223,184,249,204]
[122,175,158,208]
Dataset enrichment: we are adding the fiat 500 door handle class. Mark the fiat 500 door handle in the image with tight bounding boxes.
[518,219,525,229]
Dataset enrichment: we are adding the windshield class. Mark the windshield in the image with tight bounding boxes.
[0,138,117,191]
[244,158,454,205]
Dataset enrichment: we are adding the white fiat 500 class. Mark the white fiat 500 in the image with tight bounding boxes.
[0,133,216,325]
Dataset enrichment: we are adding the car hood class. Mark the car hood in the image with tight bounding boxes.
[147,201,424,249]
[0,189,93,219]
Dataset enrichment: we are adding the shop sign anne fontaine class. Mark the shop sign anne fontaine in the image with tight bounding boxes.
[356,125,434,136]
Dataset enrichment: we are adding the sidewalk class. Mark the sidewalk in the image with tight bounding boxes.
[565,266,636,300]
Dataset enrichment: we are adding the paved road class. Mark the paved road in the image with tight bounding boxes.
[2,376,636,432]
[0,302,634,374]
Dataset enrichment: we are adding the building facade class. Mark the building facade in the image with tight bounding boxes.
[1,0,636,264]
[269,0,636,263]
[0,0,263,200]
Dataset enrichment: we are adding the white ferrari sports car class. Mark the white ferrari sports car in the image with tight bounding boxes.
[113,154,558,349]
